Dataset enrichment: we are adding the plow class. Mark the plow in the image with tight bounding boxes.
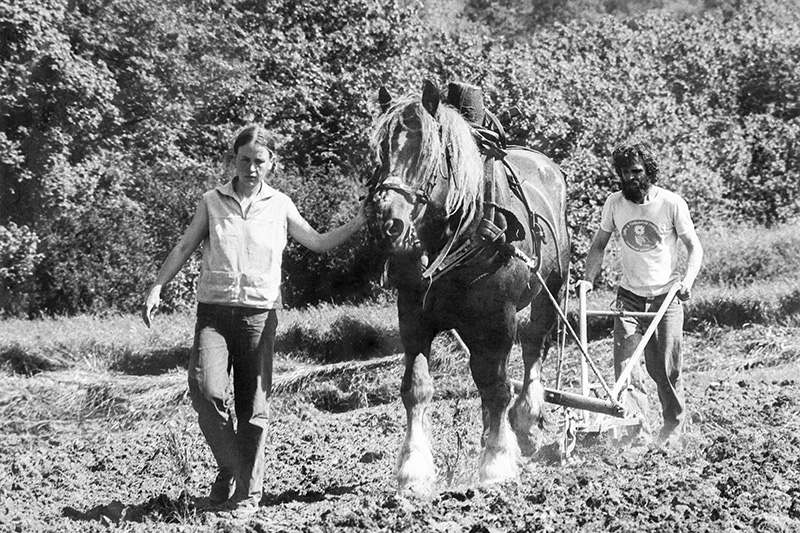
[521,275,682,460]
[272,278,681,462]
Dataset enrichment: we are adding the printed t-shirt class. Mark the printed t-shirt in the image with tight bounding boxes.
[600,186,694,297]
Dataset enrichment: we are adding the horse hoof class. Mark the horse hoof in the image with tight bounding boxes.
[397,479,436,496]
[510,400,544,456]
[478,448,520,484]
[478,463,518,485]
[396,470,436,496]
[396,452,437,495]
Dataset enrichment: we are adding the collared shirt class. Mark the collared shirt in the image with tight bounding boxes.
[600,186,695,297]
[196,179,295,308]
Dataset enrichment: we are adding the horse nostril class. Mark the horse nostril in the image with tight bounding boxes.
[383,219,404,239]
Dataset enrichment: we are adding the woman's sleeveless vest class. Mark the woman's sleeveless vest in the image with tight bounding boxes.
[196,181,293,308]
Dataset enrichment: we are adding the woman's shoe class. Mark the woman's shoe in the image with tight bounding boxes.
[217,496,259,518]
[208,471,235,506]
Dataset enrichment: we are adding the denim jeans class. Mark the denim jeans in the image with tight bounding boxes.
[188,303,277,502]
[614,287,685,436]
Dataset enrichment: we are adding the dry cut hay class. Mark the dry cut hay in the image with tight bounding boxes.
[0,330,471,431]
[272,329,469,395]
[271,354,401,396]
[0,369,188,432]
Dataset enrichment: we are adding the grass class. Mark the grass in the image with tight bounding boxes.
[0,313,195,376]
[0,301,399,376]
[1,221,799,426]
[687,281,800,328]
[276,301,401,363]
[698,222,800,286]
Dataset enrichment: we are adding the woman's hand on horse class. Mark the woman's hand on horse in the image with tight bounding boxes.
[355,194,369,228]
[142,285,161,328]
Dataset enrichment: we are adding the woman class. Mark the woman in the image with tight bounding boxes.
[142,124,366,516]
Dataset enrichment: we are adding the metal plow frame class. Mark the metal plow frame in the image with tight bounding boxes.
[527,278,681,461]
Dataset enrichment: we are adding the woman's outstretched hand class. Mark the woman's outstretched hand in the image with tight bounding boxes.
[142,285,162,328]
[676,281,692,302]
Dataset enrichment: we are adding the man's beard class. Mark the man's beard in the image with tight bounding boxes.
[621,180,650,203]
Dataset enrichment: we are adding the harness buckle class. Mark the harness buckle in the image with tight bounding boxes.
[476,218,506,244]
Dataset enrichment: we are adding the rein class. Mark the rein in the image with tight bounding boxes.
[412,137,480,281]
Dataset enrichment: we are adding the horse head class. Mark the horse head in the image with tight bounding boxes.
[366,80,485,267]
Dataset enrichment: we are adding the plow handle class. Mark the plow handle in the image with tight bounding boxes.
[610,283,682,398]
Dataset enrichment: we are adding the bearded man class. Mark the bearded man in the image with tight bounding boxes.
[579,140,703,446]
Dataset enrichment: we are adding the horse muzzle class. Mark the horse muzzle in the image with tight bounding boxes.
[367,202,419,252]
[367,178,428,252]
[375,213,419,251]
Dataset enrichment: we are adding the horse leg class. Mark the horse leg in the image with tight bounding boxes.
[461,307,521,484]
[396,349,436,493]
[511,289,559,455]
[395,293,437,493]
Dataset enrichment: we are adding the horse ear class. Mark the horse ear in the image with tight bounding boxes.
[421,79,440,117]
[378,86,392,114]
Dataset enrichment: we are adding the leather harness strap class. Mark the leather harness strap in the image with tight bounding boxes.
[424,120,543,282]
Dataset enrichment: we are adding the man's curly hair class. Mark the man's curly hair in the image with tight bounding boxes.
[612,141,659,183]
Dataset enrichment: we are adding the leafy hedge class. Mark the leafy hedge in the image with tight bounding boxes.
[1,0,799,315]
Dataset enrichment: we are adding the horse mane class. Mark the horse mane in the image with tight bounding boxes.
[370,96,484,218]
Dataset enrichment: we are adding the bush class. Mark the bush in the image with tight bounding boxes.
[777,288,800,323]
[4,0,800,315]
[35,188,152,315]
[724,115,800,225]
[279,166,386,306]
[0,223,43,316]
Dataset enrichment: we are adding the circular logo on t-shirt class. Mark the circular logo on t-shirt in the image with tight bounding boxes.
[621,220,660,252]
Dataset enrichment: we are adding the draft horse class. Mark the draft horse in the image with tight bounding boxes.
[366,80,570,492]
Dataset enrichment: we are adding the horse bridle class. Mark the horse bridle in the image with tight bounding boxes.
[367,171,433,222]
[366,130,455,245]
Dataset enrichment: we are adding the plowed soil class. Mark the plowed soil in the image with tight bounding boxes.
[2,324,799,532]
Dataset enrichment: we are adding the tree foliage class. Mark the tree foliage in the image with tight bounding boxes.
[1,0,799,315]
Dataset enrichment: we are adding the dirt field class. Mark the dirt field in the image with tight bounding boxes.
[1,323,799,532]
